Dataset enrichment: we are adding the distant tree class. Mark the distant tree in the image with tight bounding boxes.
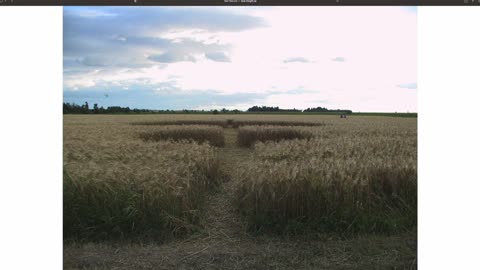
[93,103,99,114]
[63,102,71,114]
[303,106,352,114]
[82,102,89,114]
[63,102,86,114]
[247,105,279,112]
[213,109,219,115]
[248,105,299,112]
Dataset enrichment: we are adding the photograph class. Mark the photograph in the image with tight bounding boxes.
[62,6,417,269]
[4,2,480,270]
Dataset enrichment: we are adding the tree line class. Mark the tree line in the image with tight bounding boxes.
[63,102,352,114]
[247,105,351,113]
[64,102,144,114]
[247,106,301,112]
[303,106,353,113]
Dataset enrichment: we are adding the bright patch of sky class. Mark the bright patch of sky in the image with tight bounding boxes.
[64,7,417,112]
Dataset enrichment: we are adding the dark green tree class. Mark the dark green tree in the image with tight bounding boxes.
[82,102,89,114]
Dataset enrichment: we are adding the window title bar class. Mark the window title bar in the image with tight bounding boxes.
[1,0,480,6]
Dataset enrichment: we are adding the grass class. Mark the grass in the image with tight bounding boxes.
[237,125,314,147]
[138,125,225,147]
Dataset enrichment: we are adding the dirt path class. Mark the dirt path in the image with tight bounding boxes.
[200,128,252,242]
[63,128,416,269]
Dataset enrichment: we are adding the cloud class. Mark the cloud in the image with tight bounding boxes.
[79,56,109,67]
[63,7,262,72]
[64,35,230,70]
[283,57,310,63]
[64,7,417,112]
[397,82,417,89]
[332,57,346,62]
[205,52,230,62]
[75,9,118,18]
[148,52,196,63]
[63,7,266,44]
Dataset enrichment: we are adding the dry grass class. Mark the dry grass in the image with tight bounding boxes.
[231,120,324,128]
[138,125,225,147]
[234,127,417,234]
[237,125,314,147]
[131,119,323,129]
[64,233,416,270]
[64,125,221,240]
[131,120,229,128]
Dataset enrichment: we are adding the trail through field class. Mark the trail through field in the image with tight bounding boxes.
[200,128,251,242]
[64,127,416,270]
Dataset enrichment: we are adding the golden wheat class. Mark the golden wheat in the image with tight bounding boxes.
[131,120,229,128]
[64,115,417,237]
[237,125,314,147]
[234,123,417,234]
[137,125,225,147]
[64,123,220,240]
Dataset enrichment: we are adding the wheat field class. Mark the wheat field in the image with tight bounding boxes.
[64,114,417,269]
[234,130,416,234]
[64,114,416,239]
[64,121,222,240]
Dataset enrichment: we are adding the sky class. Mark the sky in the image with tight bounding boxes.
[63,7,417,112]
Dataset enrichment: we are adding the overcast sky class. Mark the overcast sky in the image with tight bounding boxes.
[63,7,417,112]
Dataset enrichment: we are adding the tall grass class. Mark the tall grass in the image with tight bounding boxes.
[138,125,225,147]
[234,135,417,234]
[64,128,221,241]
[237,126,314,147]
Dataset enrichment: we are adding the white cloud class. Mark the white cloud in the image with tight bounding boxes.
[64,7,416,111]
[332,57,346,62]
[397,82,417,89]
[76,10,117,18]
[284,57,310,63]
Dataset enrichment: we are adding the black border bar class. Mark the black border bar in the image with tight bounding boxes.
[1,0,480,6]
